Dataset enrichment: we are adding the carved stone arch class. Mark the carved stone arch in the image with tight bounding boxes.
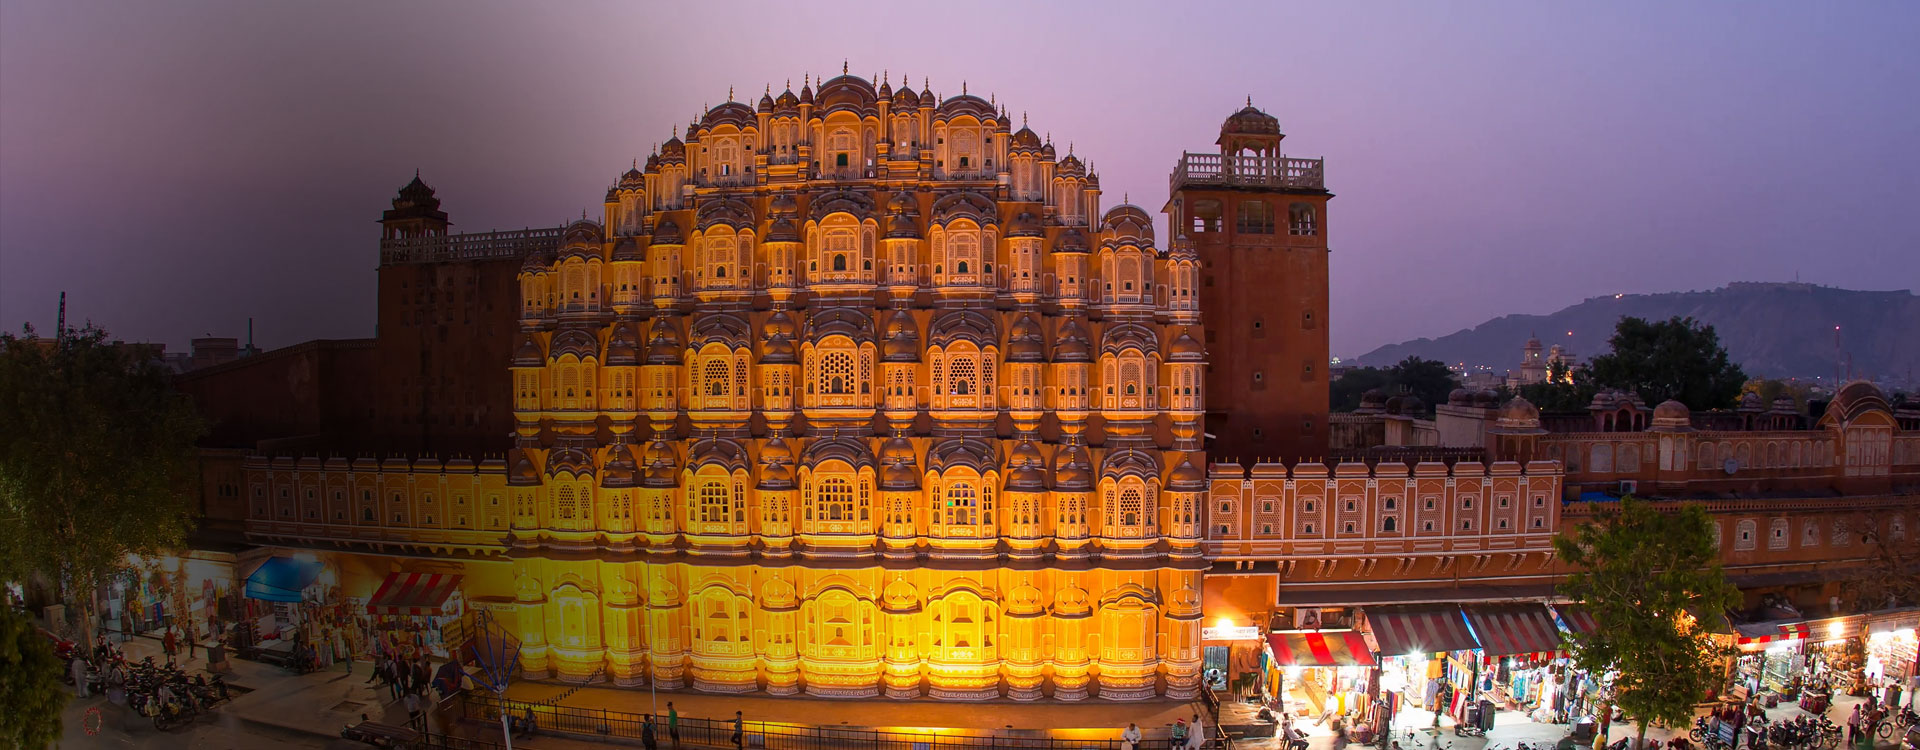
[804,576,875,602]
[550,574,601,598]
[687,437,750,472]
[1099,322,1159,355]
[1099,447,1162,481]
[805,307,877,344]
[689,312,752,349]
[761,577,798,610]
[926,436,996,473]
[928,309,999,347]
[881,577,921,613]
[695,196,755,230]
[930,191,998,227]
[808,190,875,222]
[799,436,877,470]
[560,219,605,246]
[549,328,601,361]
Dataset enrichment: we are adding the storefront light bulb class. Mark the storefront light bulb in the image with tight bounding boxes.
[1827,621,1845,639]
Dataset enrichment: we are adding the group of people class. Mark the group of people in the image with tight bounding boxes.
[1119,713,1210,750]
[366,653,442,729]
[634,702,746,750]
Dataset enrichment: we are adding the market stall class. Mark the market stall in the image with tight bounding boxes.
[365,572,467,660]
[1363,605,1483,729]
[1462,604,1571,724]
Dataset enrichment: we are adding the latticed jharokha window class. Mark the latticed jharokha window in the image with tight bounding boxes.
[945,483,977,526]
[698,481,730,524]
[703,359,730,398]
[557,485,576,520]
[1119,487,1144,526]
[821,351,854,395]
[816,477,855,521]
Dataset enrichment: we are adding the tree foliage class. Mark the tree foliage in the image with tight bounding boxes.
[1509,359,1601,413]
[1555,498,1739,748]
[1330,357,1457,413]
[1588,316,1746,409]
[0,325,205,636]
[0,604,68,749]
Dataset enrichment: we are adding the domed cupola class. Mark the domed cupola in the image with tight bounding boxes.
[761,309,799,364]
[1053,442,1093,491]
[511,332,545,367]
[757,436,795,490]
[881,308,921,362]
[1053,227,1088,254]
[658,135,686,164]
[651,217,684,245]
[774,85,799,114]
[767,216,800,243]
[1650,399,1694,433]
[1010,125,1042,152]
[892,77,919,107]
[605,322,641,366]
[601,442,639,488]
[1168,456,1205,491]
[645,318,682,365]
[1007,211,1043,238]
[1221,102,1281,137]
[1169,330,1203,362]
[886,189,917,215]
[641,438,679,487]
[879,434,919,490]
[1008,315,1046,362]
[1056,153,1086,179]
[1006,440,1048,491]
[757,88,775,114]
[1052,317,1092,362]
[885,213,920,240]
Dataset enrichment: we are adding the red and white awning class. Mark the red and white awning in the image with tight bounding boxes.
[368,572,462,616]
[1363,605,1482,656]
[1463,604,1567,657]
[1269,630,1377,667]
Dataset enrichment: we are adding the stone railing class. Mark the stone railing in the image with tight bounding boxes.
[1169,152,1325,192]
[379,226,565,266]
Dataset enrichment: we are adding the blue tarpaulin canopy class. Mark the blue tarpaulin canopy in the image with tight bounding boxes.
[243,557,322,602]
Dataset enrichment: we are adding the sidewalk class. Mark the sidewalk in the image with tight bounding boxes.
[113,634,420,740]
[501,681,1201,736]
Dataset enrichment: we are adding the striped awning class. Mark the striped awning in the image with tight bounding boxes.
[1364,605,1481,656]
[368,572,462,616]
[1734,620,1807,651]
[1554,604,1600,635]
[1269,630,1377,667]
[1463,604,1565,657]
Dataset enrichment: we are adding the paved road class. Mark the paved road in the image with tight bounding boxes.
[55,692,365,750]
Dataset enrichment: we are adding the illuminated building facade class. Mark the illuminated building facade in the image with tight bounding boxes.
[237,72,1217,701]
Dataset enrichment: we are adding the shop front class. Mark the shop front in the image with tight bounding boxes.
[1362,605,1484,731]
[1266,629,1376,726]
[1866,610,1918,707]
[1461,604,1571,726]
[103,551,238,642]
[363,571,467,660]
[236,555,330,659]
[1549,604,1607,725]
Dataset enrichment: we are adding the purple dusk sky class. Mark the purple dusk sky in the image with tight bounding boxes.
[2,1,1916,358]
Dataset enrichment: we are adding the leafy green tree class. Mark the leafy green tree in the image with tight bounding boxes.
[1387,356,1458,411]
[1330,357,1456,413]
[0,325,205,641]
[1555,498,1739,750]
[1514,359,1600,412]
[1742,378,1811,414]
[0,603,68,749]
[1588,316,1746,409]
[1330,366,1393,412]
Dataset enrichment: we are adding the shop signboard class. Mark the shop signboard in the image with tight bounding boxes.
[1202,625,1261,641]
[1869,613,1920,634]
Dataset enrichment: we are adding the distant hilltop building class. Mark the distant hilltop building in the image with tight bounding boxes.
[1510,333,1575,387]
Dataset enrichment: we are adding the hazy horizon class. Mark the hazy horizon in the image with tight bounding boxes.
[4,1,1917,357]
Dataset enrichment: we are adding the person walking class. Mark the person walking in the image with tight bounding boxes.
[731,710,745,750]
[414,656,431,695]
[404,688,424,729]
[70,654,90,698]
[1122,722,1142,750]
[162,627,178,665]
[1187,713,1207,750]
[643,714,659,750]
[337,628,352,675]
[668,701,681,750]
[1847,703,1861,745]
[387,658,404,702]
[186,620,198,661]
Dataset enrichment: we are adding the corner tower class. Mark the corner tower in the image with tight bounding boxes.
[1165,101,1330,461]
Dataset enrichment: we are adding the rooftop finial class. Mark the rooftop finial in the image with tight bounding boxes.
[1023,111,1028,127]
[1247,95,1252,107]
[413,168,420,179]
[842,59,848,75]
[728,86,733,101]
[962,80,967,95]
[883,68,888,83]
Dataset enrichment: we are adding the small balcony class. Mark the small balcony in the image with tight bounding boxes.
[1169,152,1326,193]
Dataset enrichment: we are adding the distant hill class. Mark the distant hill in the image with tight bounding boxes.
[1354,282,1918,381]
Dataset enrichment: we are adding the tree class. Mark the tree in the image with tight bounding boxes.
[1512,359,1600,413]
[0,603,68,749]
[1329,357,1457,413]
[1555,498,1739,750]
[1387,356,1458,411]
[1330,366,1393,412]
[1742,378,1812,414]
[0,325,205,642]
[1588,316,1746,409]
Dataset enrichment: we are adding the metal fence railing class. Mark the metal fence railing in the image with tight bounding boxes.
[462,693,1200,750]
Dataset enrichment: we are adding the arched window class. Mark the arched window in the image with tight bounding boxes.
[823,351,853,395]
[1288,203,1318,235]
[1119,487,1143,526]
[945,482,977,526]
[697,481,730,524]
[816,477,854,521]
[703,359,730,398]
[1237,200,1274,234]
